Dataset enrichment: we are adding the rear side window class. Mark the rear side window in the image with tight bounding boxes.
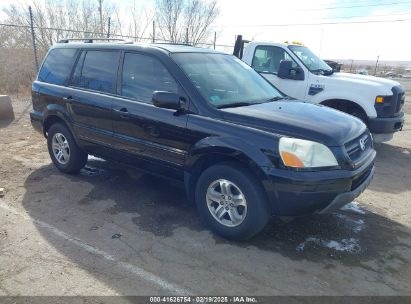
[71,50,120,93]
[38,48,77,85]
[121,53,178,103]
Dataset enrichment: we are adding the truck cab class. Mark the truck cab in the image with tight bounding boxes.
[239,40,405,142]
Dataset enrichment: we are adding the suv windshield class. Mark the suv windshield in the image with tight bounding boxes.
[171,53,283,108]
[288,45,333,75]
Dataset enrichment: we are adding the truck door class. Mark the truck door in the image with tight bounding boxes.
[250,45,308,100]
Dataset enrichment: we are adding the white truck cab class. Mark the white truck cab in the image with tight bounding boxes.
[239,41,405,142]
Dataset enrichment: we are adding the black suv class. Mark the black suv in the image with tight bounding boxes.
[30,40,376,240]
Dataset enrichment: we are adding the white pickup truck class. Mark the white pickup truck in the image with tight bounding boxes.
[235,39,405,142]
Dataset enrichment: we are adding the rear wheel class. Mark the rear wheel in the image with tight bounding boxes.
[195,162,270,241]
[47,123,87,173]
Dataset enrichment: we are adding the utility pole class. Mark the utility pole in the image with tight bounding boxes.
[152,20,155,43]
[29,6,39,72]
[98,0,103,37]
[349,59,353,73]
[374,55,380,76]
[107,17,111,38]
[318,27,324,57]
[213,32,216,50]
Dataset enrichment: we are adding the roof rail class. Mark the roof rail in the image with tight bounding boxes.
[152,42,192,46]
[58,38,133,44]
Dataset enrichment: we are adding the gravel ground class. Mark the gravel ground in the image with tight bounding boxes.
[0,93,410,296]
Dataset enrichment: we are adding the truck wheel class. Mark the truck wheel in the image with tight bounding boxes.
[47,123,87,174]
[349,108,367,123]
[195,162,270,241]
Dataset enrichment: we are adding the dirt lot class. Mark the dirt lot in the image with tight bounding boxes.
[0,90,410,296]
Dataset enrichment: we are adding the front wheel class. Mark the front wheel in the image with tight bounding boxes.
[47,123,88,174]
[195,162,270,241]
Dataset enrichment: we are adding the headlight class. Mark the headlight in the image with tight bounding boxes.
[279,137,338,168]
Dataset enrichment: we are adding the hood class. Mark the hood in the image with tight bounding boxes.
[221,100,366,146]
[326,72,401,95]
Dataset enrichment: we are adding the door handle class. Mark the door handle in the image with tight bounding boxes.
[62,96,74,103]
[113,108,130,119]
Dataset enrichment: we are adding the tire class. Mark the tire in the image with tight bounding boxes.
[47,123,87,174]
[349,108,367,123]
[195,162,270,241]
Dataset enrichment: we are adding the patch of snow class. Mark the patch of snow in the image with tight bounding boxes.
[340,201,366,214]
[88,155,106,162]
[323,238,361,253]
[334,213,365,233]
[296,236,361,253]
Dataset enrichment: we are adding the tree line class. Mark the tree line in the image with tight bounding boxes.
[0,0,219,94]
[0,0,219,50]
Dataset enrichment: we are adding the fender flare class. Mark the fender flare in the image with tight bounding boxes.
[42,104,76,138]
[183,135,275,202]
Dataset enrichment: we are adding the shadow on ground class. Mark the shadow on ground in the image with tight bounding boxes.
[21,158,411,268]
[0,118,14,129]
[370,143,411,194]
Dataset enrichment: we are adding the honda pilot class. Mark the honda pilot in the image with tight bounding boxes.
[30,40,376,240]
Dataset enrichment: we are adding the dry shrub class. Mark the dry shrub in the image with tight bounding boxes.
[0,48,45,95]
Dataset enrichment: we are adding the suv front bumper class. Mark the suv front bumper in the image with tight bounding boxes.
[368,112,404,134]
[317,166,374,213]
[262,150,376,216]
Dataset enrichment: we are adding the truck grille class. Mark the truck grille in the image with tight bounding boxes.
[375,85,405,118]
[396,91,405,114]
[345,132,372,163]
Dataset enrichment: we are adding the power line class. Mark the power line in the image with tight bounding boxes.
[219,11,411,27]
[220,18,411,28]
[323,11,411,19]
[294,0,411,12]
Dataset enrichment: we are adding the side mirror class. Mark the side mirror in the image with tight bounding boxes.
[277,60,304,80]
[152,91,182,110]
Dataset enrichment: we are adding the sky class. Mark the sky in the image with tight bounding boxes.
[1,0,411,61]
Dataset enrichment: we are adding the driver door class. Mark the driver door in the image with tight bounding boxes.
[251,46,308,100]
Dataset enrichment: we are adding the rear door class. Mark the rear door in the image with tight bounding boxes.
[111,52,190,178]
[66,49,120,150]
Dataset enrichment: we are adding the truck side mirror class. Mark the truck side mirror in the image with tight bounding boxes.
[278,60,304,81]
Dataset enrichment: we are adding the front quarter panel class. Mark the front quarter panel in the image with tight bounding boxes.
[185,114,281,174]
[308,74,394,118]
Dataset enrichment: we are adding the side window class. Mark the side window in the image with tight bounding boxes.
[38,48,77,85]
[121,53,178,103]
[251,46,298,74]
[71,50,119,93]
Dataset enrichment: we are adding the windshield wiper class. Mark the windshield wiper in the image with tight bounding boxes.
[266,96,285,102]
[312,68,334,75]
[218,102,252,109]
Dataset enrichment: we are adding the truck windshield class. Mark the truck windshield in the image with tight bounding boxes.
[288,45,333,75]
[171,53,284,108]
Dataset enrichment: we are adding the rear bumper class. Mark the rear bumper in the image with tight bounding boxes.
[30,111,43,134]
[262,151,376,216]
[368,112,404,134]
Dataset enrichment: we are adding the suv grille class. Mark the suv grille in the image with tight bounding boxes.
[345,132,372,163]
